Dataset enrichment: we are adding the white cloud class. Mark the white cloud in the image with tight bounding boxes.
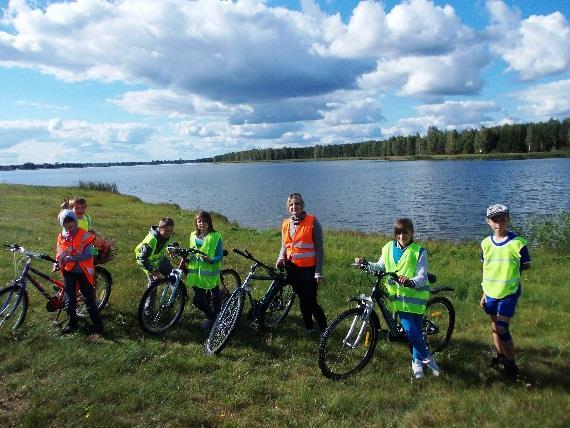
[382,100,505,137]
[487,0,570,80]
[512,79,570,120]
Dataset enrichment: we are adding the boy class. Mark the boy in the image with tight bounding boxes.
[480,204,531,377]
[135,217,175,282]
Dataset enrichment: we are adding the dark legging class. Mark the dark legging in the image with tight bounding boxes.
[63,270,103,329]
[192,286,222,320]
[286,263,327,331]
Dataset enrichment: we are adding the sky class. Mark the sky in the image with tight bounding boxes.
[0,0,569,164]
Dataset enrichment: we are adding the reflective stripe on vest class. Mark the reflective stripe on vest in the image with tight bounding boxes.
[282,214,316,268]
[134,233,169,271]
[481,236,526,299]
[56,229,96,285]
[381,241,429,315]
[186,231,222,290]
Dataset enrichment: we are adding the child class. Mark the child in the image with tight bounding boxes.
[56,209,103,334]
[480,204,531,377]
[70,196,94,233]
[358,218,440,380]
[185,211,224,330]
[135,217,175,282]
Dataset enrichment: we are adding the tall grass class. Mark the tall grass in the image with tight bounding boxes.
[523,210,570,253]
[0,183,568,427]
[77,180,119,193]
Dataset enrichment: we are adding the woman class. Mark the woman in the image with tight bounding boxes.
[185,211,224,330]
[276,193,327,335]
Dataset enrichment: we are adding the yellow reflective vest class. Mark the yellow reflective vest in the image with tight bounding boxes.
[382,241,429,315]
[185,231,222,290]
[481,235,526,299]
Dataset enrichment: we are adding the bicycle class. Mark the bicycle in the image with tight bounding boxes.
[137,244,241,334]
[0,243,112,334]
[318,260,455,380]
[204,248,295,355]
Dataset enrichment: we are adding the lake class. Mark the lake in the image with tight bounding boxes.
[1,158,569,241]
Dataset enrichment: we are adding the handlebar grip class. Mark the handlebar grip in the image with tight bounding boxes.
[41,254,57,263]
[222,249,228,257]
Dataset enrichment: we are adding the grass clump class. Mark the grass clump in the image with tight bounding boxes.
[77,180,119,193]
[523,210,570,253]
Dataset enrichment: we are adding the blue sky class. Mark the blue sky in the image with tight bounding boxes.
[1,0,569,164]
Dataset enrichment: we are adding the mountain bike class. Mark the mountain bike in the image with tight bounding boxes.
[204,248,295,355]
[318,260,455,380]
[0,243,112,334]
[137,244,241,334]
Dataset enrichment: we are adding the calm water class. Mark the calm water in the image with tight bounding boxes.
[1,159,569,241]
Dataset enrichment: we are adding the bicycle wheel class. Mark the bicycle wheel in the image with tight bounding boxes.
[138,278,186,334]
[259,282,295,328]
[423,296,455,353]
[76,266,112,317]
[219,269,241,304]
[204,288,244,355]
[318,307,379,380]
[0,284,28,333]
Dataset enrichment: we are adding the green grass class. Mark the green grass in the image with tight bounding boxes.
[0,183,569,427]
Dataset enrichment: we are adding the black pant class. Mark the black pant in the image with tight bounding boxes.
[192,286,222,320]
[63,270,103,328]
[285,263,327,331]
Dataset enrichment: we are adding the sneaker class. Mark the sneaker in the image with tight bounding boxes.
[503,359,519,378]
[412,359,425,379]
[61,323,79,335]
[424,357,442,377]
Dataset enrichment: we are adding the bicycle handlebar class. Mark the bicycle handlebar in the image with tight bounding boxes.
[166,243,207,258]
[4,243,57,263]
[232,248,285,280]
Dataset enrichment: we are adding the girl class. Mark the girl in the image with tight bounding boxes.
[185,211,224,330]
[359,218,440,379]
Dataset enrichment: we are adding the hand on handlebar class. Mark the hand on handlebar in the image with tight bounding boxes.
[397,275,415,288]
[276,258,286,269]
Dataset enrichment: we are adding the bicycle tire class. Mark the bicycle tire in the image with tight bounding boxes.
[259,282,295,328]
[138,278,186,334]
[219,269,241,304]
[76,266,112,317]
[423,296,455,353]
[318,307,379,380]
[204,288,244,355]
[0,284,29,333]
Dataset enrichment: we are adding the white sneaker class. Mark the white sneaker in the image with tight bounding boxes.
[412,359,425,379]
[424,357,442,376]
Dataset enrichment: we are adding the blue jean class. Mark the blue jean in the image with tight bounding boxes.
[399,312,430,362]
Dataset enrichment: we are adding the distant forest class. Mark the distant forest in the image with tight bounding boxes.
[2,118,569,171]
[211,118,570,162]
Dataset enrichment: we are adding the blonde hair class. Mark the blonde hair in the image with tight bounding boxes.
[286,192,305,210]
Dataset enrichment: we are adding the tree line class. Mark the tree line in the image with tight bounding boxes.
[0,158,208,171]
[211,118,570,162]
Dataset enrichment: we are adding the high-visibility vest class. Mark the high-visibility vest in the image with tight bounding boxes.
[282,214,316,268]
[186,231,222,289]
[56,229,96,285]
[77,213,93,231]
[481,235,526,299]
[382,241,430,315]
[135,233,170,271]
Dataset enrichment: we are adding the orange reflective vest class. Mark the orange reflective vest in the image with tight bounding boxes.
[56,229,96,285]
[282,214,317,268]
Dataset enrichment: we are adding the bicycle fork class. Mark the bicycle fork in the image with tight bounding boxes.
[343,296,374,349]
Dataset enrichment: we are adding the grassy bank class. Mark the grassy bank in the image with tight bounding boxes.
[0,183,568,427]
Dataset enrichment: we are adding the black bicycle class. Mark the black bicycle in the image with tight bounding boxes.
[318,260,455,380]
[204,248,295,355]
[137,244,241,334]
[0,243,112,334]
